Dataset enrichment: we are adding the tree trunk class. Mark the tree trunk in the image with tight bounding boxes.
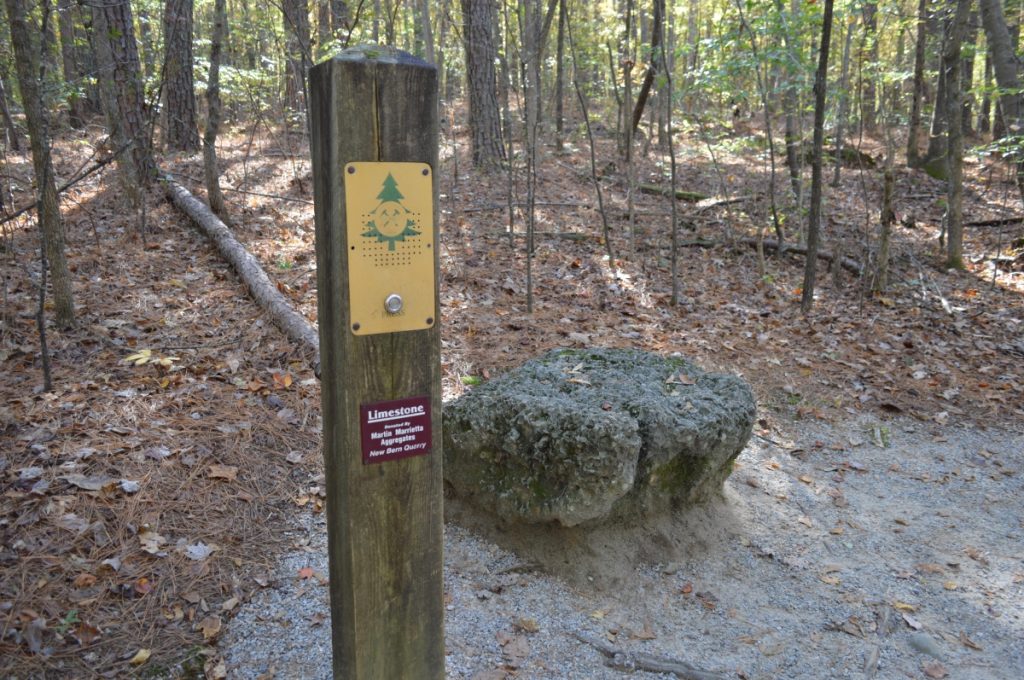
[331,0,350,38]
[90,0,157,185]
[419,0,435,63]
[460,0,504,167]
[163,0,200,151]
[282,0,311,111]
[204,0,228,221]
[874,160,895,293]
[861,1,878,130]
[979,47,992,133]
[136,5,156,81]
[832,18,854,187]
[944,0,972,269]
[630,0,664,137]
[801,0,835,314]
[57,0,85,128]
[961,10,978,135]
[0,76,20,151]
[554,0,566,149]
[5,0,74,327]
[924,35,949,172]
[907,0,928,167]
[979,0,1024,201]
[779,0,803,203]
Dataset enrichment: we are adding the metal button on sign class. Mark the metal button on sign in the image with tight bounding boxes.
[384,293,404,315]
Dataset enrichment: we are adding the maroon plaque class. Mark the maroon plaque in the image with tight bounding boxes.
[360,396,432,464]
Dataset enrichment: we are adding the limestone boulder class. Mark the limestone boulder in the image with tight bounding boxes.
[443,348,756,526]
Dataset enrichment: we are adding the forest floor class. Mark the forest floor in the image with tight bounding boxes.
[1,114,1022,677]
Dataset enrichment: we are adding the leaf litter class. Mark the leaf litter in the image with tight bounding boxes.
[2,120,1023,677]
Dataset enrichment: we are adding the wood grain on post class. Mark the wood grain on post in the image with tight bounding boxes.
[309,48,443,679]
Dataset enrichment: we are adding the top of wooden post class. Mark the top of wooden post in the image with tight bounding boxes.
[327,44,434,69]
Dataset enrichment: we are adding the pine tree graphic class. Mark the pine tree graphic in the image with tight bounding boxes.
[362,173,420,251]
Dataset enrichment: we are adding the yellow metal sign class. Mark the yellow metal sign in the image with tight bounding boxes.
[344,162,435,335]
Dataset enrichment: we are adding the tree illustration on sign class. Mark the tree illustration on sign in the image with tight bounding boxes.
[362,173,420,251]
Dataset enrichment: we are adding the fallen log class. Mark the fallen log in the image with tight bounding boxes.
[161,174,321,367]
[740,237,863,275]
[965,216,1024,227]
[676,236,863,275]
[638,183,710,202]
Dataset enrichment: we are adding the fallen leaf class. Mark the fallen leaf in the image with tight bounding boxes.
[943,581,958,591]
[959,631,982,651]
[964,547,989,565]
[205,657,227,679]
[184,542,217,561]
[56,513,90,533]
[286,451,304,464]
[902,613,923,630]
[208,464,238,481]
[72,573,97,588]
[819,573,841,586]
[139,529,167,554]
[221,597,239,612]
[198,615,222,640]
[129,648,151,665]
[632,621,657,640]
[24,618,46,654]
[680,582,693,595]
[298,567,315,579]
[893,601,917,612]
[798,475,813,484]
[514,617,539,633]
[119,479,141,494]
[923,661,948,678]
[71,622,100,645]
[62,474,113,491]
[309,612,327,626]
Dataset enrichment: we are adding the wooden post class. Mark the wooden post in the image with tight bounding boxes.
[309,47,443,679]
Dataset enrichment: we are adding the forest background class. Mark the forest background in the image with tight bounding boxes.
[0,0,1022,676]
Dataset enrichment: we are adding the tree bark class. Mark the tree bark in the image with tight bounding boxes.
[460,0,504,167]
[961,10,978,135]
[0,76,20,151]
[5,0,74,327]
[630,0,664,137]
[163,0,200,151]
[979,0,1024,201]
[779,0,803,202]
[419,0,434,63]
[801,0,835,314]
[979,47,992,133]
[554,0,566,149]
[57,0,85,128]
[944,0,971,269]
[90,0,157,185]
[282,0,311,111]
[861,1,878,131]
[832,18,854,187]
[204,0,228,220]
[907,0,928,167]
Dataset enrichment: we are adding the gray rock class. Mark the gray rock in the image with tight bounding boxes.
[908,632,944,659]
[443,348,756,526]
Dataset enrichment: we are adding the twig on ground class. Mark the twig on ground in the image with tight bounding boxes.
[573,632,729,680]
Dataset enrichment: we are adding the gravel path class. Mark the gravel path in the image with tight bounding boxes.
[221,416,1023,679]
